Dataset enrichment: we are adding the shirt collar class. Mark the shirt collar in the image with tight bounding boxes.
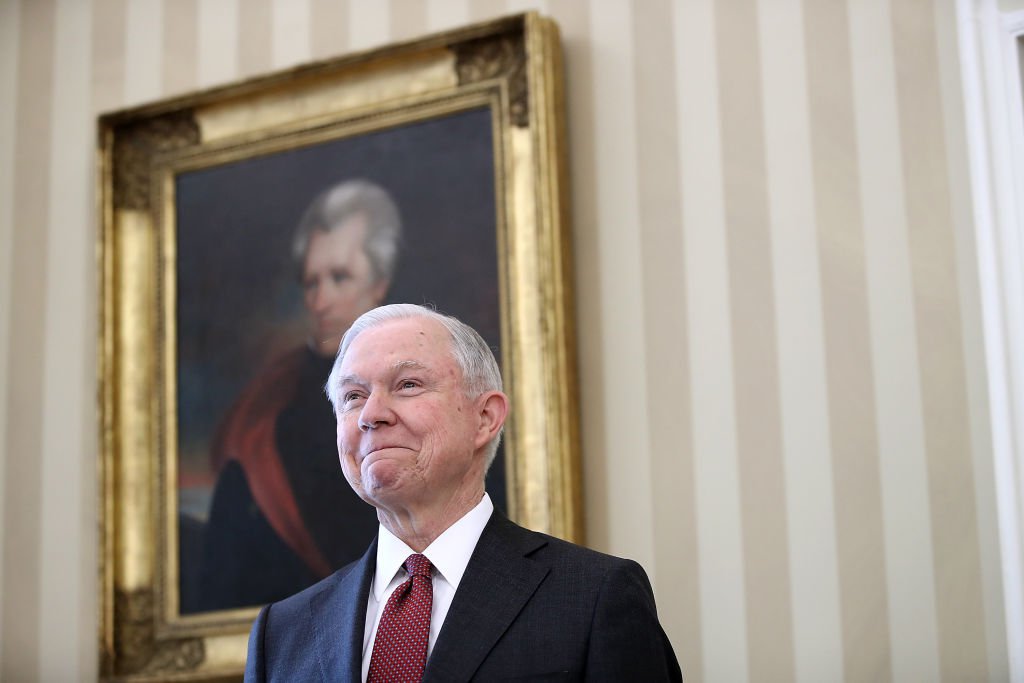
[373,493,494,601]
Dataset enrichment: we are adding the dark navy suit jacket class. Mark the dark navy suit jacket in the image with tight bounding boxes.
[245,511,682,682]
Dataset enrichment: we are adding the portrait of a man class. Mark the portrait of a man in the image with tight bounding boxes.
[174,107,502,615]
[196,180,400,611]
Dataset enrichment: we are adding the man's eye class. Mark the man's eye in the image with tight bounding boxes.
[400,380,417,390]
[330,269,351,284]
[343,391,363,403]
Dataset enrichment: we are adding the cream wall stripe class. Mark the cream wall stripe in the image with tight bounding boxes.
[390,0,428,42]
[39,1,93,677]
[891,0,989,677]
[347,1,389,53]
[756,1,842,680]
[940,1,1013,677]
[311,0,348,61]
[468,0,498,22]
[272,0,311,69]
[546,0,608,548]
[587,0,654,570]
[848,0,941,679]
[714,1,795,680]
[1,0,55,678]
[124,0,162,105]
[631,0,699,670]
[426,0,468,31]
[505,0,549,16]
[0,0,20,668]
[89,0,122,676]
[802,0,892,680]
[163,0,198,96]
[197,0,239,88]
[238,0,271,78]
[674,1,747,680]
[92,0,126,113]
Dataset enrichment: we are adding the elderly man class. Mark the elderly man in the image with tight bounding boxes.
[198,180,401,612]
[245,304,682,682]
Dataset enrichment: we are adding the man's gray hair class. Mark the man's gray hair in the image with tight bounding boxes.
[292,179,402,281]
[326,304,505,468]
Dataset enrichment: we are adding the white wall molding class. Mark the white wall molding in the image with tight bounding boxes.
[956,1,1024,679]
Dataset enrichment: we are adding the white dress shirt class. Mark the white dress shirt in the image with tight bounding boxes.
[360,493,494,682]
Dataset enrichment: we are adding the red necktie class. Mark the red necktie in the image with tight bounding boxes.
[367,553,434,682]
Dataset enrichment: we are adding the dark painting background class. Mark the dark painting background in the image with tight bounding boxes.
[174,106,504,609]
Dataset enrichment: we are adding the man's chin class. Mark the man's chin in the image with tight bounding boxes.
[312,335,342,357]
[361,461,409,497]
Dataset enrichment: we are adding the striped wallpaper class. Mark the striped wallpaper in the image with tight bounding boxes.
[0,0,1012,680]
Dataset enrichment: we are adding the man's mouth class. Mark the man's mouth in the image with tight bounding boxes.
[315,320,340,335]
[361,445,409,461]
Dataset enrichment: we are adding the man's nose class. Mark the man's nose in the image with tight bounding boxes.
[310,284,333,313]
[358,391,396,431]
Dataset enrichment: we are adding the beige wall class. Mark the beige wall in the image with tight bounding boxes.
[0,0,1010,681]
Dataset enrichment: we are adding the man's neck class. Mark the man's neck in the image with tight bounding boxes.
[376,485,485,552]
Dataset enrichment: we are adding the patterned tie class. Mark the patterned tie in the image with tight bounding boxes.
[367,553,434,683]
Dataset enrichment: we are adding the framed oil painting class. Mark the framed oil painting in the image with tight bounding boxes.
[98,12,579,682]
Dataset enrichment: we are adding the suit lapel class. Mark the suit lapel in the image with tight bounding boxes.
[424,514,549,683]
[310,538,377,683]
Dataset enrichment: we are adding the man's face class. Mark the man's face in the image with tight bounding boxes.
[334,317,491,512]
[302,213,389,357]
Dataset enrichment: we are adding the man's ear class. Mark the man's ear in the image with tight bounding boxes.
[474,391,509,448]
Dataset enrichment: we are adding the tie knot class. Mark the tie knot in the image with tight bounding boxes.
[404,553,432,579]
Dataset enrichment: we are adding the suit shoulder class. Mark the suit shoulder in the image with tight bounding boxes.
[261,559,359,622]
[493,516,648,581]
[541,534,650,583]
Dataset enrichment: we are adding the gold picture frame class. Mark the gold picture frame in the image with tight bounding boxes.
[98,13,579,681]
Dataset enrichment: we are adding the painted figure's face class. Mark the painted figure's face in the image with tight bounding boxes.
[333,317,491,512]
[302,213,388,357]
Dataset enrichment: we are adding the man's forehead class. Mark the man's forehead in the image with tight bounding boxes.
[356,317,448,347]
[340,318,455,373]
[308,218,367,258]
[337,359,430,385]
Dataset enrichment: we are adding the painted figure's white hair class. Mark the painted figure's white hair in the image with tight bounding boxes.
[291,179,402,281]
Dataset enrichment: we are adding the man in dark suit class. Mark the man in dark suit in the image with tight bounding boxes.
[245,304,682,682]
